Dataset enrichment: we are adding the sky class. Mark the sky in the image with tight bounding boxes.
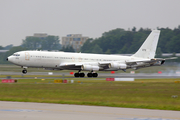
[0,0,180,47]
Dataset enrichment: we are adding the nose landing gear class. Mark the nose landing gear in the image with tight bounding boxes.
[22,69,27,74]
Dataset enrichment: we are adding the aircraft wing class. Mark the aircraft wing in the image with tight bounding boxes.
[59,57,176,71]
[59,62,83,70]
[98,59,156,66]
[125,59,162,65]
[60,62,83,66]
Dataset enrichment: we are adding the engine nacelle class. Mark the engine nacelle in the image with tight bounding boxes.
[109,63,127,69]
[81,65,100,71]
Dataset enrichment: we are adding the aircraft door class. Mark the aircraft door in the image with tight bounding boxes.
[25,52,30,61]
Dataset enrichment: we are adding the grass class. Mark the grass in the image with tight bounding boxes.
[0,78,180,111]
[0,75,69,78]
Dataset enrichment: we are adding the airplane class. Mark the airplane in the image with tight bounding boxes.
[7,30,169,77]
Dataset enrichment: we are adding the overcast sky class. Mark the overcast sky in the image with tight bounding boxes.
[0,0,180,47]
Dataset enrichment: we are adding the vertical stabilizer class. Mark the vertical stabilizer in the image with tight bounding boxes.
[132,30,160,59]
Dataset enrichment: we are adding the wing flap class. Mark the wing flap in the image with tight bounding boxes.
[59,63,83,70]
[60,62,83,67]
[125,58,167,66]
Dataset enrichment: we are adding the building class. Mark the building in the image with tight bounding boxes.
[61,34,89,52]
[26,33,48,40]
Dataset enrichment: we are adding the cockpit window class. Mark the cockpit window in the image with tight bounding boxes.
[13,54,20,56]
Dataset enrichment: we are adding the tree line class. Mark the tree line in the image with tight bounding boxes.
[81,26,180,55]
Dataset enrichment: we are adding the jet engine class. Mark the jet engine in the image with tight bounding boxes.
[81,65,100,71]
[109,63,127,69]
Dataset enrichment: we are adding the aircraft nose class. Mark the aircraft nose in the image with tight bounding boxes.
[7,56,13,63]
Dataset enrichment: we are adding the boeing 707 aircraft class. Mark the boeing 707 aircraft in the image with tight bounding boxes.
[7,30,167,77]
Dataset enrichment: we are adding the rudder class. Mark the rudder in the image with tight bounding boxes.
[132,30,160,59]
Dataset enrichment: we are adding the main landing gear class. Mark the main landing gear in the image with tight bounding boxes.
[74,70,98,78]
[74,70,85,77]
[74,72,85,77]
[87,70,98,77]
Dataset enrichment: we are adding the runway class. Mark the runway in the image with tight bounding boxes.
[0,71,180,79]
[0,101,179,120]
[1,71,180,79]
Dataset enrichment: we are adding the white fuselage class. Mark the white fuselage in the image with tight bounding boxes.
[8,50,144,70]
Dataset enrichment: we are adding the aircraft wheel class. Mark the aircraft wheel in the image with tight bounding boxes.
[93,73,98,77]
[87,73,92,77]
[22,69,27,74]
[74,73,80,77]
[79,73,85,77]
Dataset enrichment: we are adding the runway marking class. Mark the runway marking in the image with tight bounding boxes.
[0,109,42,112]
[1,107,179,120]
[117,118,177,120]
[117,118,178,120]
